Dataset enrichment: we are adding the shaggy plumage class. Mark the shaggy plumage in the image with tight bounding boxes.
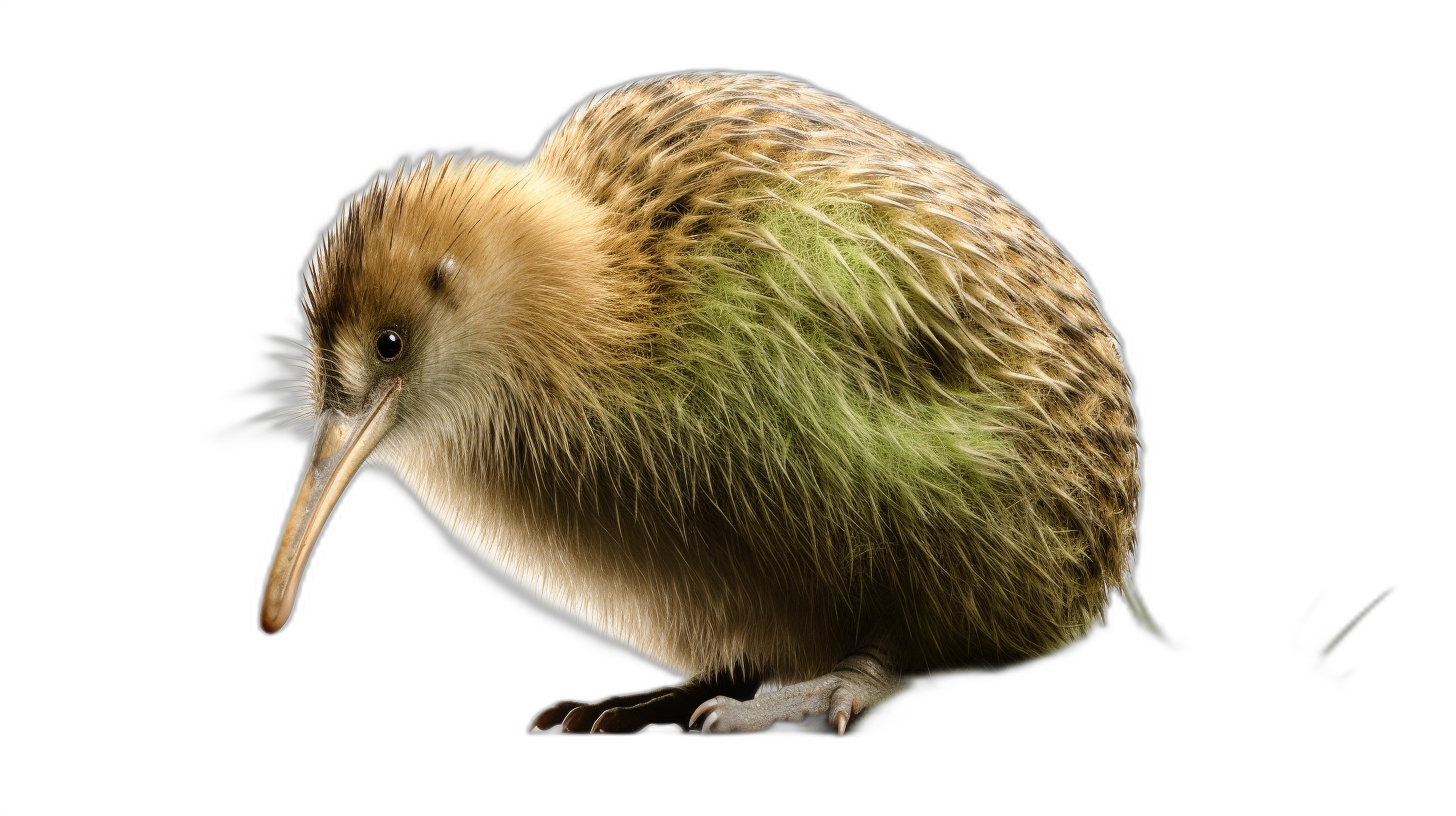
[271,73,1139,732]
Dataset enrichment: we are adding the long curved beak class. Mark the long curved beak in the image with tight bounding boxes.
[261,381,400,633]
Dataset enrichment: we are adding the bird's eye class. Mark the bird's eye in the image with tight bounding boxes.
[376,330,403,362]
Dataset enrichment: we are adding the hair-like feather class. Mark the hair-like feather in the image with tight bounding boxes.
[302,73,1138,684]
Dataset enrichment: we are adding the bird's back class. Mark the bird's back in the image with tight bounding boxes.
[517,74,1137,679]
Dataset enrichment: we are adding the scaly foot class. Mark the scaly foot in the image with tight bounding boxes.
[690,646,899,734]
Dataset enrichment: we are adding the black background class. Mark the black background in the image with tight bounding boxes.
[182,52,1421,769]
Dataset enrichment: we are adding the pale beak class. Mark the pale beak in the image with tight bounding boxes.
[260,381,400,633]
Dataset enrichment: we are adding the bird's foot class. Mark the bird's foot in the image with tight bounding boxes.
[690,646,899,734]
[531,670,761,733]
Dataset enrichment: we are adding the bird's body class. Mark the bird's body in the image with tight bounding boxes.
[264,73,1138,732]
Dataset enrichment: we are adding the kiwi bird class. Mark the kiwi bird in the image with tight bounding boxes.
[260,73,1139,734]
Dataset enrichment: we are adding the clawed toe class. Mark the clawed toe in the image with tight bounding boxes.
[829,686,855,735]
[531,700,586,732]
[689,649,899,734]
[689,683,829,733]
[561,704,607,732]
[688,696,732,732]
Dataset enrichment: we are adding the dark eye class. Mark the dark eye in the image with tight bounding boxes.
[375,330,403,362]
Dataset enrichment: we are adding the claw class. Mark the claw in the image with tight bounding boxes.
[828,686,856,735]
[589,713,609,733]
[561,708,591,732]
[531,700,585,732]
[689,696,727,729]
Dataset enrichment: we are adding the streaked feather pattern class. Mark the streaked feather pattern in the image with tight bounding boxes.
[302,73,1137,683]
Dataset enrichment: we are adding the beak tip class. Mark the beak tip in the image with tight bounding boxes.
[260,607,288,635]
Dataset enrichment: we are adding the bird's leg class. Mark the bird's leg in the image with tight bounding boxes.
[531,668,762,733]
[690,641,900,734]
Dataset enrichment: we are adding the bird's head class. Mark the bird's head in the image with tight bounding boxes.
[260,158,641,633]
